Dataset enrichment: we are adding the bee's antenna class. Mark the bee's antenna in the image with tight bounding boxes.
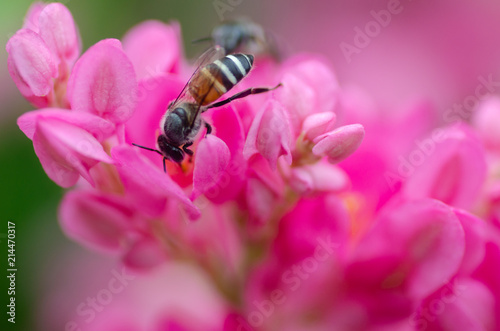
[132,143,169,173]
[132,143,163,156]
[191,36,213,44]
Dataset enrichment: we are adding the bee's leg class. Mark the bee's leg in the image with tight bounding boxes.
[207,83,282,109]
[205,122,212,136]
[163,157,167,173]
[182,142,194,163]
[182,142,194,156]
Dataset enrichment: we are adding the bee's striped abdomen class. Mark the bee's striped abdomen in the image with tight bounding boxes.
[189,54,254,106]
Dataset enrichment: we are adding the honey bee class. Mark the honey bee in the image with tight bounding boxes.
[194,19,281,60]
[133,46,281,171]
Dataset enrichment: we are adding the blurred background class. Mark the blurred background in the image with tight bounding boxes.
[2,0,500,330]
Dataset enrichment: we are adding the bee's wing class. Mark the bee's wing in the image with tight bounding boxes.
[184,46,227,130]
[169,45,226,109]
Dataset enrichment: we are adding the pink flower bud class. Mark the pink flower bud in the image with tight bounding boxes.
[289,162,349,194]
[6,29,57,107]
[312,123,365,163]
[302,111,336,141]
[244,99,292,169]
[38,3,81,66]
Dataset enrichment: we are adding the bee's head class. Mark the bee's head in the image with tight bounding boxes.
[157,134,184,163]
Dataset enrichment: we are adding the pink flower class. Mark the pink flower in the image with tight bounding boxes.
[6,2,80,107]
[11,3,500,331]
[17,109,114,187]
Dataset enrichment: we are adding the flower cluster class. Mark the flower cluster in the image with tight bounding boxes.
[8,2,500,331]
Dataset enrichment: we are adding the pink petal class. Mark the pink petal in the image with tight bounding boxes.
[17,108,114,187]
[18,108,115,141]
[23,2,46,33]
[203,106,247,203]
[281,55,339,114]
[6,29,57,104]
[111,145,200,219]
[38,3,81,66]
[312,124,365,164]
[243,99,292,169]
[289,162,349,194]
[245,177,281,223]
[179,203,243,275]
[67,39,138,123]
[123,238,166,271]
[18,109,114,187]
[274,194,349,266]
[403,124,487,210]
[302,111,336,141]
[454,209,487,275]
[247,155,286,197]
[349,199,465,300]
[274,71,316,134]
[59,190,134,254]
[33,118,113,187]
[122,20,183,78]
[419,279,495,331]
[191,135,231,201]
[275,55,339,131]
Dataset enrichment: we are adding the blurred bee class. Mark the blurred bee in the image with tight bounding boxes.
[133,46,281,171]
[194,19,281,60]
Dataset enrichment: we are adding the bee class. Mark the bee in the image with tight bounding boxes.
[133,46,281,172]
[193,19,281,60]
